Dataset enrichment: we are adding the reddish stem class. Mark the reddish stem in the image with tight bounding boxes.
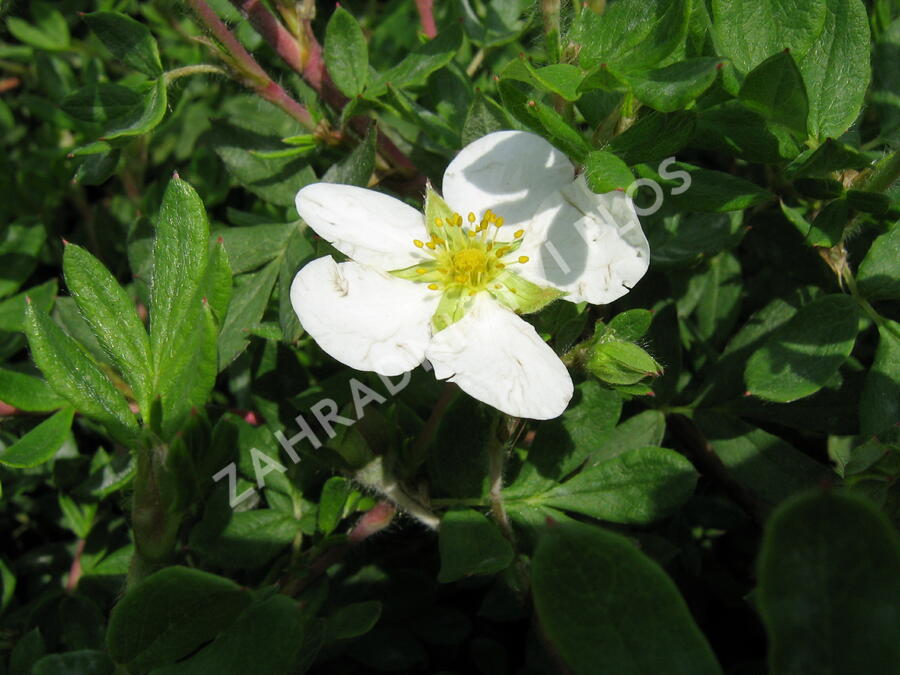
[66,539,86,593]
[187,0,315,130]
[228,0,420,181]
[281,501,396,596]
[415,0,438,38]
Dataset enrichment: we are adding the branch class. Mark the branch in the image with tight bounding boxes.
[280,501,396,596]
[227,0,421,181]
[186,0,316,130]
[415,0,437,38]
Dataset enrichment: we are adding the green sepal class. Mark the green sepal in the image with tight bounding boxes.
[389,260,442,283]
[432,287,473,332]
[588,341,663,386]
[488,270,565,315]
[424,185,466,247]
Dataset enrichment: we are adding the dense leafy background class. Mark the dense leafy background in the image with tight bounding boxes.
[0,0,898,673]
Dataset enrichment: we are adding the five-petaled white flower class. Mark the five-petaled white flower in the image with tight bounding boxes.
[291,131,649,420]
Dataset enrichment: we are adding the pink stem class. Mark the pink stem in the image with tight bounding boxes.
[415,0,438,38]
[228,0,420,180]
[187,0,315,130]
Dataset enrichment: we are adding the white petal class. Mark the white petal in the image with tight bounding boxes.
[441,131,575,228]
[291,257,439,376]
[426,295,573,420]
[515,176,650,304]
[296,183,429,270]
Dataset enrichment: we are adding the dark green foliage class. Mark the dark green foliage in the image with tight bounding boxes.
[1,1,897,673]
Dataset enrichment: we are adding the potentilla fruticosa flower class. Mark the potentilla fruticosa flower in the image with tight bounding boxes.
[291,131,649,420]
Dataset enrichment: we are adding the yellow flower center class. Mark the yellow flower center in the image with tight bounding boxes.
[408,209,528,295]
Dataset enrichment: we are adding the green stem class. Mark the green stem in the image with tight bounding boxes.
[842,266,900,340]
[858,150,900,194]
[127,445,181,588]
[163,63,227,84]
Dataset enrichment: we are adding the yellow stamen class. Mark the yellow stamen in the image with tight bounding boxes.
[427,283,440,290]
[496,217,504,227]
[413,239,424,248]
[514,229,525,238]
[468,212,476,223]
[518,255,529,264]
[426,241,436,250]
[416,268,427,275]
[434,217,443,228]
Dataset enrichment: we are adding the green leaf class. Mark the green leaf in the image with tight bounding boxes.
[322,129,376,187]
[217,223,295,275]
[628,57,722,113]
[745,294,859,402]
[606,309,653,341]
[711,0,826,73]
[536,446,696,524]
[693,101,803,163]
[63,243,152,415]
[607,111,696,165]
[25,304,138,444]
[585,409,667,466]
[100,78,167,140]
[0,222,47,300]
[533,521,722,675]
[859,321,900,435]
[584,151,634,193]
[159,300,218,438]
[857,225,900,301]
[437,509,514,583]
[872,17,900,143]
[32,650,115,675]
[501,59,583,102]
[74,151,121,187]
[210,113,316,207]
[150,176,209,393]
[58,492,97,539]
[61,84,142,124]
[798,0,870,141]
[203,238,233,323]
[461,91,514,147]
[805,198,847,247]
[575,0,691,73]
[694,413,831,509]
[151,596,311,675]
[506,381,622,497]
[757,490,900,674]
[106,566,252,671]
[636,162,772,212]
[217,259,279,370]
[739,51,808,136]
[318,476,351,535]
[429,395,491,499]
[0,369,65,412]
[326,601,382,641]
[83,11,163,77]
[278,229,312,343]
[0,279,56,333]
[189,507,299,570]
[588,341,662,385]
[367,26,463,98]
[324,7,369,97]
[784,138,872,178]
[0,407,74,468]
[7,2,70,51]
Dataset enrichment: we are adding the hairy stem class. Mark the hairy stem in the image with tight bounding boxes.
[186,0,316,130]
[128,446,181,588]
[355,457,440,529]
[280,501,396,596]
[414,0,437,38]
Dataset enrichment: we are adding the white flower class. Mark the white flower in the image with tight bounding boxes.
[291,131,649,420]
